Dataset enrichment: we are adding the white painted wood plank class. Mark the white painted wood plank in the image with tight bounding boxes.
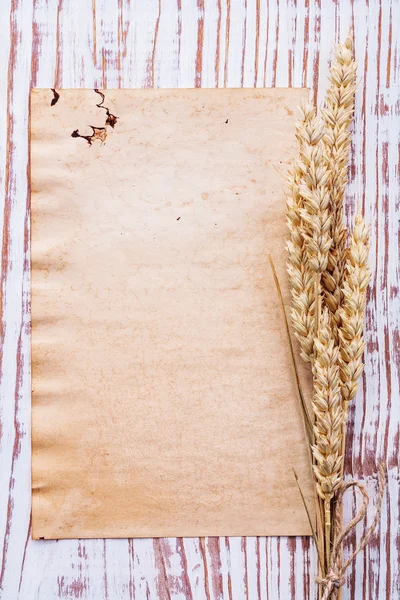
[0,1,398,598]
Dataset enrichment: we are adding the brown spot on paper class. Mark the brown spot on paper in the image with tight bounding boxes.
[70,89,118,146]
[30,88,313,540]
[94,88,118,128]
[50,88,60,106]
[71,126,107,146]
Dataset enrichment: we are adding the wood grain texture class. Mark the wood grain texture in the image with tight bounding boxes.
[0,0,398,598]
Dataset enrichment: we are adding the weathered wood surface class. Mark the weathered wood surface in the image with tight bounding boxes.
[0,1,398,598]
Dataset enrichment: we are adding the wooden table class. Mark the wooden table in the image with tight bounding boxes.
[0,1,398,598]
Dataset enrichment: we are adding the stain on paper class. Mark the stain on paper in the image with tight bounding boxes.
[94,89,118,128]
[71,89,118,146]
[71,127,107,146]
[51,89,60,106]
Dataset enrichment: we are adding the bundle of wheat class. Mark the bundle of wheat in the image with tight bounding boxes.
[282,36,385,600]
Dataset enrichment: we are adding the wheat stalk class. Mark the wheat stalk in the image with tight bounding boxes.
[297,108,332,278]
[311,308,344,566]
[334,214,370,600]
[286,105,335,578]
[322,37,357,335]
[297,106,333,342]
[286,104,331,362]
[338,213,371,419]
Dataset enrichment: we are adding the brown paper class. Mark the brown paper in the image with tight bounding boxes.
[31,88,314,539]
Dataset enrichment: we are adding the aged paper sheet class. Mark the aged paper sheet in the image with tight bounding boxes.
[31,88,313,539]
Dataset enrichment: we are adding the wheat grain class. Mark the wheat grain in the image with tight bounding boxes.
[322,37,357,333]
[338,213,370,418]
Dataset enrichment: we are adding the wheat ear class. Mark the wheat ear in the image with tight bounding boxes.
[322,36,357,333]
[297,106,332,277]
[338,213,371,419]
[296,105,333,340]
[312,308,344,567]
[286,104,331,361]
